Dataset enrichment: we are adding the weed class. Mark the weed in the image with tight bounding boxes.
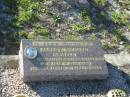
[71,23,95,34]
[17,10,33,25]
[64,35,81,40]
[101,32,119,49]
[94,0,107,7]
[80,9,90,18]
[52,14,61,23]
[33,23,49,37]
[83,16,93,24]
[125,44,130,53]
[111,11,129,25]
[16,0,39,25]
[27,32,35,39]
[19,31,27,38]
[80,9,95,32]
[88,34,97,41]
[71,23,86,34]
[102,43,117,49]
[36,27,49,36]
[113,29,127,42]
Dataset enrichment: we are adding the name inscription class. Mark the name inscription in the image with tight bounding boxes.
[36,57,104,62]
[28,40,104,72]
[38,47,90,52]
[32,41,94,46]
[30,65,102,71]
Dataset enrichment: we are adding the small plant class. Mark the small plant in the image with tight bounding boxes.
[119,0,130,10]
[113,29,127,42]
[52,14,61,23]
[83,16,92,24]
[27,32,35,39]
[86,24,95,31]
[127,23,130,31]
[102,43,117,49]
[36,27,49,36]
[71,23,86,34]
[83,16,95,31]
[64,35,81,40]
[23,23,50,39]
[80,9,90,18]
[19,31,27,38]
[88,34,97,41]
[111,11,129,25]
[80,9,95,32]
[16,0,39,25]
[94,0,107,7]
[33,23,49,38]
[17,10,33,25]
[125,44,130,53]
[101,32,119,49]
[80,9,93,23]
[71,23,95,34]
[18,0,39,10]
[41,7,49,14]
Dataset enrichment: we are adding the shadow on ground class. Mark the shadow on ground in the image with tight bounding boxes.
[0,0,19,55]
[26,63,130,97]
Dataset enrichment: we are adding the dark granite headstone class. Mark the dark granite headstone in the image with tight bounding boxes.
[19,39,108,82]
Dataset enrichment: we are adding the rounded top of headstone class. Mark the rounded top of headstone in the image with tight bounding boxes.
[24,46,37,59]
[107,89,128,97]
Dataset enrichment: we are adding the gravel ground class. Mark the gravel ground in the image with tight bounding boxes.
[0,56,130,97]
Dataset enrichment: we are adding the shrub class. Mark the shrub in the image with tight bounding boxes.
[17,10,33,25]
[16,0,39,25]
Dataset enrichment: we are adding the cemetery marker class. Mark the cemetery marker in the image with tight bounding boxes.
[19,39,108,82]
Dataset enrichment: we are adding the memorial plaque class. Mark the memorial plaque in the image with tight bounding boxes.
[19,39,108,82]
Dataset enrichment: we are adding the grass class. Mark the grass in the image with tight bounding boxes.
[71,23,86,34]
[111,11,129,25]
[27,32,35,39]
[33,23,49,37]
[1,0,130,51]
[125,44,130,53]
[64,35,81,40]
[17,0,39,25]
[102,43,117,49]
[94,0,107,7]
[52,14,62,23]
[88,34,97,41]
